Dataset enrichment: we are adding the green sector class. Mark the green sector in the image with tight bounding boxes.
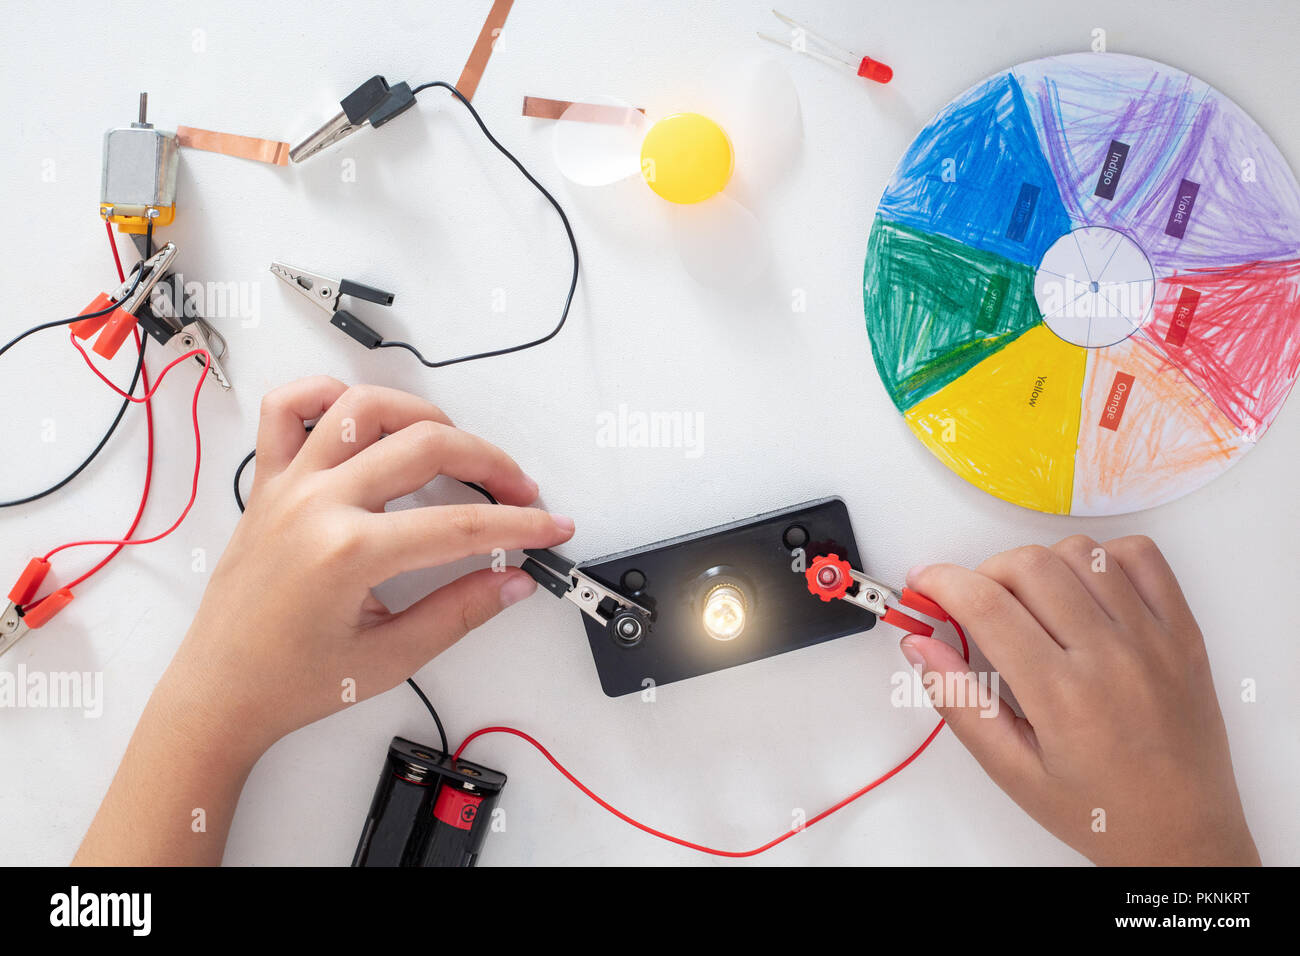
[864,217,1044,411]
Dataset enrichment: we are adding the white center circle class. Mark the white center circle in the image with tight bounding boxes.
[1033,226,1155,348]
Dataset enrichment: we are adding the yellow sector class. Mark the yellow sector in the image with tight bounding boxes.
[904,324,1087,514]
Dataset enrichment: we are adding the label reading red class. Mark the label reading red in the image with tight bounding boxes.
[1099,372,1136,431]
[433,786,483,831]
[1165,287,1200,347]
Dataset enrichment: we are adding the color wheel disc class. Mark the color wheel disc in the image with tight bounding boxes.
[864,53,1300,515]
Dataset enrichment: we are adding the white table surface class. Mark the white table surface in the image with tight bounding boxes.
[2,0,1297,866]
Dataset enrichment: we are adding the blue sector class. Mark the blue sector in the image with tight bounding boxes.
[876,72,1074,269]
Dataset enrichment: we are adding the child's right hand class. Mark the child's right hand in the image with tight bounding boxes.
[902,535,1259,866]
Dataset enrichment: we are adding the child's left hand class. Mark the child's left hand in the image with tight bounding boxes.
[170,376,575,755]
[75,377,573,864]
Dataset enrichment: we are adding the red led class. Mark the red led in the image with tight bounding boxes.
[857,57,893,84]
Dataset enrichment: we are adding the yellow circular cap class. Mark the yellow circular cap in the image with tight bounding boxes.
[640,113,734,204]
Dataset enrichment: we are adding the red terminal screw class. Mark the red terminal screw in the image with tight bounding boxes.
[805,554,852,602]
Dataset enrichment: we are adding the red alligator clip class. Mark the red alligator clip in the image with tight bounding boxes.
[71,242,176,359]
[803,554,955,638]
[1,558,74,658]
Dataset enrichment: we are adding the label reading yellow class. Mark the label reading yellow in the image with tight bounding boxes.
[904,324,1087,514]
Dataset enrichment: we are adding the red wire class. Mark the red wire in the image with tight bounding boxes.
[21,226,173,611]
[46,337,208,558]
[55,226,157,593]
[56,328,156,593]
[104,219,126,282]
[455,615,969,859]
[67,334,207,405]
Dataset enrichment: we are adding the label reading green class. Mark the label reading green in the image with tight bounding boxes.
[976,273,1010,333]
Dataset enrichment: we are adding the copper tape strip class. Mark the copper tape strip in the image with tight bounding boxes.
[176,126,291,166]
[522,97,646,125]
[457,0,515,101]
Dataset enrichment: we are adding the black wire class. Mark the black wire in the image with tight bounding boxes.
[374,81,580,369]
[230,440,503,756]
[459,480,498,506]
[232,447,255,513]
[405,675,449,756]
[403,478,496,754]
[231,81,570,753]
[0,266,147,508]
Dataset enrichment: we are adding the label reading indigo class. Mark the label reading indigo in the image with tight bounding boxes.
[1094,140,1130,200]
[1006,183,1040,242]
[1164,179,1200,239]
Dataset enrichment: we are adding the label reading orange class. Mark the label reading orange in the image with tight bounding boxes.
[1099,371,1136,431]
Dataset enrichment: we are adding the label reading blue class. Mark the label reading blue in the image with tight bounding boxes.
[1006,183,1040,243]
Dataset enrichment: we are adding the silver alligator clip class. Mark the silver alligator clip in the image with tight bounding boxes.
[289,76,412,163]
[269,261,347,315]
[289,111,364,164]
[0,603,30,660]
[841,569,896,617]
[270,261,395,351]
[116,242,178,315]
[142,259,233,390]
[169,319,232,390]
[521,548,655,647]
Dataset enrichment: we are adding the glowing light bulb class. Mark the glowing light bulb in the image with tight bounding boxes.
[702,583,747,641]
[640,112,734,204]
